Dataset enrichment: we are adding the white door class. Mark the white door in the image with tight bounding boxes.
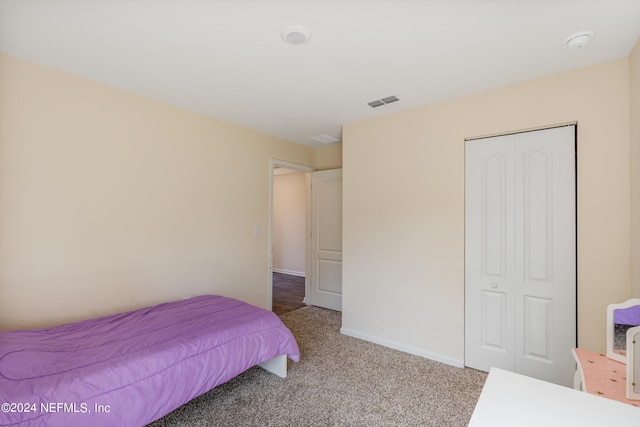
[465,125,576,387]
[310,169,342,311]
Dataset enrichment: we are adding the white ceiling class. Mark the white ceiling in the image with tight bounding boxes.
[1,0,640,147]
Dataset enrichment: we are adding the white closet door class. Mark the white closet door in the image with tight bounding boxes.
[465,126,576,387]
[465,134,516,373]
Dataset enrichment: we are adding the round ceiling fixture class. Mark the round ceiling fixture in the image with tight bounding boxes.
[565,30,594,49]
[281,25,311,46]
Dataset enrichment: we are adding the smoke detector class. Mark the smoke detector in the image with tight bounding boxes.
[565,31,593,49]
[281,25,311,46]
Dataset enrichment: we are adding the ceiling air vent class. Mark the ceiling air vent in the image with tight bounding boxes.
[309,134,340,144]
[368,95,400,108]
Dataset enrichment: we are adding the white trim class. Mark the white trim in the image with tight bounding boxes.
[465,121,577,141]
[274,167,305,176]
[304,172,312,307]
[270,159,314,173]
[272,268,305,277]
[340,327,464,368]
[268,158,314,310]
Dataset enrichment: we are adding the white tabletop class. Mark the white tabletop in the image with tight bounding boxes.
[469,368,640,427]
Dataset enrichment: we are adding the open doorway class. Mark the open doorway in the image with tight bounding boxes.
[268,160,313,315]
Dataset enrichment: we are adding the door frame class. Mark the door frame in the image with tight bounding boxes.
[268,158,314,310]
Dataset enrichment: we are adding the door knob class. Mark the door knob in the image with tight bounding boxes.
[491,283,498,289]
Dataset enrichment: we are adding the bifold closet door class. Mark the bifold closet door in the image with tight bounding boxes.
[464,125,576,387]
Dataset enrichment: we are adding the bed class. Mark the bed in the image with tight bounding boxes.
[0,295,300,427]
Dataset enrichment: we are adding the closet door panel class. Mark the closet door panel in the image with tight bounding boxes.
[466,125,576,387]
[514,126,576,387]
[465,135,515,372]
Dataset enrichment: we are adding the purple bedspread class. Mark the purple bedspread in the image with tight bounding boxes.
[0,295,300,427]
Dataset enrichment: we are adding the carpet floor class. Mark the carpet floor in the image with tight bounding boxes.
[148,306,487,427]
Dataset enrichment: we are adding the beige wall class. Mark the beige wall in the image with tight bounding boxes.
[0,54,316,330]
[315,144,343,170]
[273,172,306,275]
[631,39,640,297]
[343,57,631,363]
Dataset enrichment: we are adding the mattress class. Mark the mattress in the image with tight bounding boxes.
[0,295,300,426]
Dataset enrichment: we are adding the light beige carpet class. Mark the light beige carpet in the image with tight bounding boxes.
[149,306,487,426]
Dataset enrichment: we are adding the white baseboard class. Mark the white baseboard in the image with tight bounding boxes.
[272,268,305,277]
[339,327,464,368]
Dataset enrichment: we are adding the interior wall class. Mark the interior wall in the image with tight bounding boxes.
[273,172,306,275]
[342,57,631,363]
[315,144,343,170]
[631,39,640,297]
[0,54,315,330]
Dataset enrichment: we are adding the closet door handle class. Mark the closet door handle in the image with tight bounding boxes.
[491,282,498,289]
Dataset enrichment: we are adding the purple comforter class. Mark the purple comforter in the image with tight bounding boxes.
[0,295,300,427]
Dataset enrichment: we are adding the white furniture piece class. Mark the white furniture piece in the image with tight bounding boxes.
[607,299,640,363]
[258,354,288,378]
[469,368,640,427]
[627,326,640,400]
[572,348,638,405]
